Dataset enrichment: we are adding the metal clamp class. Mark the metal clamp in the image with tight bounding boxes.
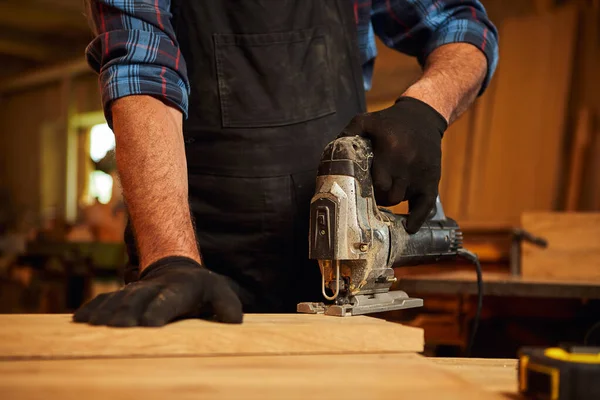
[510,228,548,276]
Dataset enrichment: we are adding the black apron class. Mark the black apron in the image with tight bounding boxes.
[126,0,366,312]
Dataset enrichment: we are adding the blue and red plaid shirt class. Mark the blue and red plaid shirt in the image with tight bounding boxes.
[86,0,498,124]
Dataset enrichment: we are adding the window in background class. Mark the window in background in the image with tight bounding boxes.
[88,123,115,204]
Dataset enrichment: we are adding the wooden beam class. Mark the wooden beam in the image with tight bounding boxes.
[565,108,592,210]
[0,56,36,77]
[0,58,90,93]
[0,39,48,61]
[30,0,90,13]
[533,0,557,13]
[0,30,70,61]
[0,1,88,33]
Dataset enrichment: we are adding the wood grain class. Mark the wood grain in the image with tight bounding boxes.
[431,358,519,395]
[0,353,506,400]
[465,6,578,224]
[521,212,600,280]
[571,6,600,211]
[439,110,473,220]
[582,122,600,210]
[566,108,592,210]
[0,314,423,360]
[461,80,497,223]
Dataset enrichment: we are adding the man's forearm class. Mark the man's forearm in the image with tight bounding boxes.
[112,95,200,270]
[402,43,488,124]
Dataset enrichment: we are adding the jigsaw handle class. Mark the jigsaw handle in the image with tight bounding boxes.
[313,135,463,267]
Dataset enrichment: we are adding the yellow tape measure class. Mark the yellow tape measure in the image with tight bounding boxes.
[518,346,600,400]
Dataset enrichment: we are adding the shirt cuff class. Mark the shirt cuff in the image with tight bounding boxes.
[420,19,499,95]
[99,64,189,128]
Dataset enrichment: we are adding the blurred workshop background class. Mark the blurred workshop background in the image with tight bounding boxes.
[0,0,599,358]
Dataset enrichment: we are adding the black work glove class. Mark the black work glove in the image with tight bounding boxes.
[73,256,243,327]
[340,96,447,233]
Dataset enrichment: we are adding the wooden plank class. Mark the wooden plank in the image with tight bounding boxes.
[462,85,497,222]
[0,314,423,360]
[533,0,556,13]
[521,212,600,280]
[465,6,578,224]
[569,5,599,209]
[581,121,600,210]
[431,358,518,395]
[0,353,506,400]
[439,110,473,220]
[565,108,592,210]
[0,36,53,61]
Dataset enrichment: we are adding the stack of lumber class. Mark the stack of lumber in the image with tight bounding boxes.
[0,314,515,399]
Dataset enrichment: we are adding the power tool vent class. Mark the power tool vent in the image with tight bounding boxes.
[450,229,463,251]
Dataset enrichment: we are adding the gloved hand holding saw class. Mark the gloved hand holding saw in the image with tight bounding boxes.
[339,96,448,234]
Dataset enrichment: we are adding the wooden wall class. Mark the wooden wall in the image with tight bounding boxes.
[371,0,600,226]
[0,73,100,222]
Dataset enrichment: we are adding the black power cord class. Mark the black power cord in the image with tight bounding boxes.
[457,248,483,357]
[584,320,600,346]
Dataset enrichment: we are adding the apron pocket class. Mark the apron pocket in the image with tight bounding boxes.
[214,27,336,128]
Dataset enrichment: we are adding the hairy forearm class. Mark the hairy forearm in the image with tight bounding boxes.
[402,43,487,124]
[112,96,200,270]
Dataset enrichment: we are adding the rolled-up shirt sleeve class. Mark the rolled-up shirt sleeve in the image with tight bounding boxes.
[371,0,499,94]
[85,0,189,126]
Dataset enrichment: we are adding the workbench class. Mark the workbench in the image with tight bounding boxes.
[399,270,600,299]
[0,314,519,399]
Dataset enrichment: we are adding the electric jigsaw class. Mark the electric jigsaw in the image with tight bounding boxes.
[298,136,464,317]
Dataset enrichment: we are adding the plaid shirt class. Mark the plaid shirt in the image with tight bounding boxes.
[86,0,498,124]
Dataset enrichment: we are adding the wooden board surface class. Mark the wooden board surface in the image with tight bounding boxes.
[521,212,600,281]
[0,314,423,360]
[432,358,519,396]
[0,353,507,400]
[465,6,577,224]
